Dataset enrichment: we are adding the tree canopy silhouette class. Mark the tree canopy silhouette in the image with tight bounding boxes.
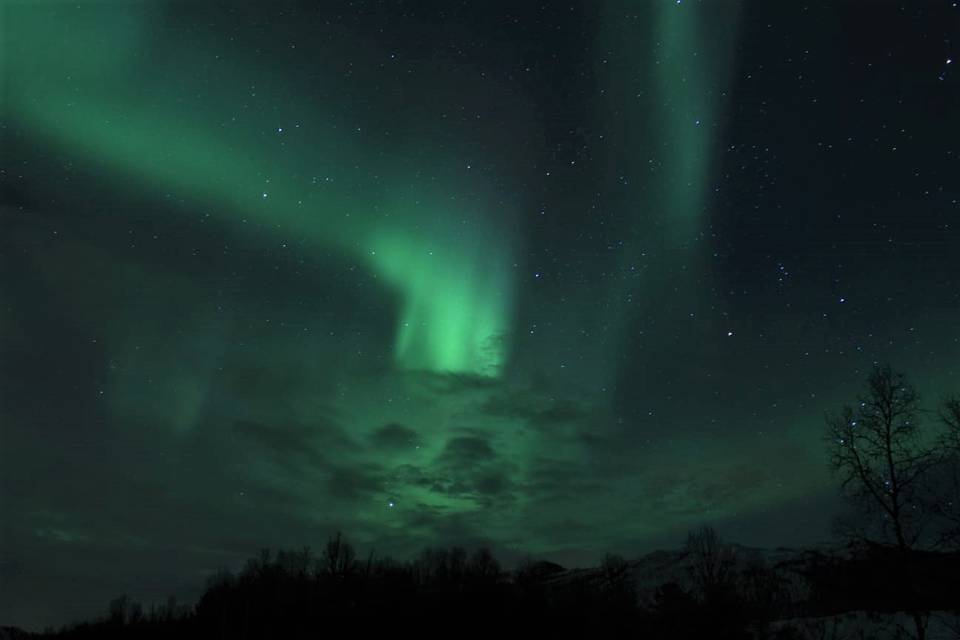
[824,363,942,640]
[824,363,937,551]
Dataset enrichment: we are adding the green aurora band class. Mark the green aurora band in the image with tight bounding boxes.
[3,2,514,377]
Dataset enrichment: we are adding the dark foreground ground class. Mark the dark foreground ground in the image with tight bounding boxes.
[5,535,960,639]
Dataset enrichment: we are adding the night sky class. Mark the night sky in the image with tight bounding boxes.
[2,0,959,630]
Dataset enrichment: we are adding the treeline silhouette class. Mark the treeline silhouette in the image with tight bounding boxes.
[17,364,960,639]
[28,529,960,640]
[36,532,650,638]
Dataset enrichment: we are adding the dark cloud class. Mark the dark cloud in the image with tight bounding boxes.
[473,472,512,498]
[390,504,518,553]
[632,464,775,519]
[393,464,477,499]
[438,436,496,466]
[407,370,499,396]
[525,460,610,504]
[369,422,420,450]
[233,420,321,457]
[392,436,517,505]
[481,388,590,430]
[232,418,358,463]
[230,418,392,509]
[324,463,385,501]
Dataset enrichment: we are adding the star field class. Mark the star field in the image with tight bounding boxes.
[1,0,958,631]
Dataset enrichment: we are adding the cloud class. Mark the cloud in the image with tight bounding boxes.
[473,471,512,497]
[481,388,589,430]
[405,370,499,397]
[233,420,323,457]
[634,463,774,519]
[232,417,360,464]
[437,435,496,466]
[369,423,420,450]
[324,463,385,501]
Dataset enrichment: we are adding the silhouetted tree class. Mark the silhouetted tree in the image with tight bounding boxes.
[825,364,937,551]
[932,396,960,548]
[599,553,636,610]
[685,525,736,602]
[825,364,938,639]
[468,547,500,582]
[412,547,450,587]
[157,595,182,623]
[320,531,355,578]
[682,527,752,638]
[278,545,313,579]
[942,397,960,446]
[448,546,468,582]
[738,555,793,631]
[56,529,960,639]
[108,595,130,626]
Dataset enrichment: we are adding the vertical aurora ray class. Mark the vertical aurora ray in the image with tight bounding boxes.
[368,221,512,377]
[595,1,741,383]
[2,2,514,378]
[599,0,740,244]
[587,2,757,535]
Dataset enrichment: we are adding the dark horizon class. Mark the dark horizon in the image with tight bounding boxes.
[8,526,960,638]
[2,0,958,632]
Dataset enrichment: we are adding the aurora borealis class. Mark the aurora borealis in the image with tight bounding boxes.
[4,2,518,376]
[2,0,959,630]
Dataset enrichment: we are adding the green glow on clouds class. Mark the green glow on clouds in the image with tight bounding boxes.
[2,0,838,589]
[1,4,794,556]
